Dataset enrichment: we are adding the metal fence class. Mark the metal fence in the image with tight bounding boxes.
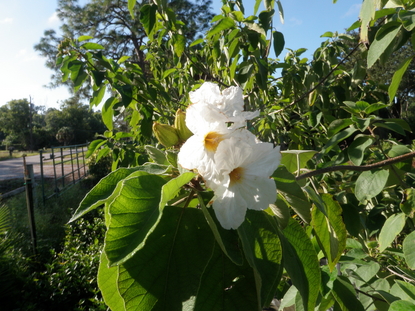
[39,143,89,203]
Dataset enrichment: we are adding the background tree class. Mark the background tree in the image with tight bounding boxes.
[56,126,74,146]
[0,99,40,150]
[34,0,214,96]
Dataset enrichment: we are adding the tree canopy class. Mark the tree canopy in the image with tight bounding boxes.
[34,0,214,95]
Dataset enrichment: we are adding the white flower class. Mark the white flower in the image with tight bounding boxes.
[209,137,281,230]
[188,82,259,127]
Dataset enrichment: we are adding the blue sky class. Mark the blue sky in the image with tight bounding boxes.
[0,0,361,110]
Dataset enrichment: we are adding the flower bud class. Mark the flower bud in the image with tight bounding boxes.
[174,109,193,142]
[153,122,180,147]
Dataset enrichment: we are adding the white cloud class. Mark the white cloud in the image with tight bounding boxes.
[344,4,361,18]
[289,17,303,26]
[0,17,13,24]
[48,11,59,25]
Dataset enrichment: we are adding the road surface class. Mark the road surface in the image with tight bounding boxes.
[0,150,87,181]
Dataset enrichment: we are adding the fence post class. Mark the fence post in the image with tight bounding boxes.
[23,158,37,255]
[39,150,46,205]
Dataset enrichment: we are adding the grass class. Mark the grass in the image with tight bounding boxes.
[0,149,49,161]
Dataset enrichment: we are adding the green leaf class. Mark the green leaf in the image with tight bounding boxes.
[355,169,389,202]
[373,120,407,136]
[321,31,334,38]
[140,4,158,38]
[327,119,354,137]
[276,0,284,23]
[273,166,311,223]
[70,167,149,222]
[401,188,415,216]
[281,150,317,175]
[403,230,415,269]
[193,244,259,310]
[78,35,93,42]
[311,194,347,271]
[118,206,215,310]
[394,280,415,302]
[207,17,235,38]
[81,42,104,50]
[145,145,168,165]
[348,136,374,166]
[321,127,357,154]
[389,56,414,103]
[128,0,137,17]
[368,22,402,68]
[332,276,365,311]
[173,34,186,57]
[273,31,285,57]
[379,213,406,252]
[98,252,124,311]
[102,97,116,131]
[282,218,321,311]
[359,0,376,43]
[254,0,261,15]
[237,210,283,307]
[364,102,388,115]
[105,172,195,265]
[389,300,415,311]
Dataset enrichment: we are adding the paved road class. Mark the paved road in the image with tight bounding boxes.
[0,149,87,181]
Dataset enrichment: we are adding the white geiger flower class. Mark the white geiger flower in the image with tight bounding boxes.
[209,137,281,230]
[177,82,280,230]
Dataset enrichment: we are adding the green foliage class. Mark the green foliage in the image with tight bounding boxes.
[35,0,415,310]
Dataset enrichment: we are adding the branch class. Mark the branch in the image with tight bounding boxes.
[296,151,415,181]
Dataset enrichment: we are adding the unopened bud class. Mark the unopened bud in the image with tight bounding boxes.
[153,122,180,147]
[174,109,193,142]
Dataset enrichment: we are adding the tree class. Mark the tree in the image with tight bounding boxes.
[58,0,415,310]
[45,99,106,145]
[34,0,214,95]
[0,99,40,150]
[56,126,74,145]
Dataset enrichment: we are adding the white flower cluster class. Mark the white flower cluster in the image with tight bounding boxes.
[178,82,281,230]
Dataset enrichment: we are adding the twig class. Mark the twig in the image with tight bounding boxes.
[296,151,415,181]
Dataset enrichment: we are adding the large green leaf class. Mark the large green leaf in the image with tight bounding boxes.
[355,169,389,202]
[70,165,170,222]
[379,213,406,252]
[273,31,285,57]
[105,172,195,265]
[321,127,357,154]
[207,17,235,38]
[348,136,374,166]
[403,230,415,269]
[393,280,415,302]
[237,210,283,307]
[280,150,317,175]
[389,300,415,311]
[332,275,365,311]
[98,252,124,311]
[140,4,158,38]
[282,218,320,311]
[193,244,259,311]
[389,56,414,103]
[359,0,376,43]
[117,206,215,311]
[273,166,311,223]
[368,22,402,68]
[311,194,347,271]
[327,119,354,137]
